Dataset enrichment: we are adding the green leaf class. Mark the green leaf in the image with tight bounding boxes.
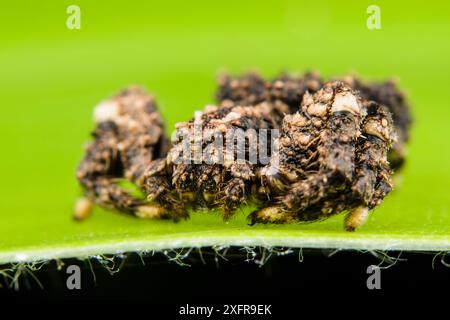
[1,1,450,265]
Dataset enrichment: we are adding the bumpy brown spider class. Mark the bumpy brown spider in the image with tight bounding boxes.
[76,74,409,231]
[251,81,397,231]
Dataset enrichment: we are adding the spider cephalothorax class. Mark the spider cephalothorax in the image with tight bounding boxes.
[251,81,397,231]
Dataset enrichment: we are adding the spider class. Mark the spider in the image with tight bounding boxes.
[75,75,408,231]
[251,81,397,231]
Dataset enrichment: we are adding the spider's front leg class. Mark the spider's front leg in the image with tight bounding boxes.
[218,162,254,220]
[345,102,396,231]
[344,76,412,171]
[248,172,337,225]
[140,159,189,221]
[281,113,358,216]
[75,121,146,220]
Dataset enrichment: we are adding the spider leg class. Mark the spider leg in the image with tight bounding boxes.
[218,161,255,220]
[75,87,170,220]
[344,206,369,232]
[197,164,224,206]
[141,159,189,221]
[248,205,296,224]
[251,83,368,225]
[345,76,412,171]
[280,111,361,217]
[346,102,395,231]
[75,122,146,219]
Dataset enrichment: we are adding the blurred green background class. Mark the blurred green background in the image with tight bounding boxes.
[1,0,449,263]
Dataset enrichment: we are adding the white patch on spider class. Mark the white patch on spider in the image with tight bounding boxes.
[203,105,218,114]
[194,110,203,122]
[93,100,120,123]
[331,92,361,115]
[223,111,241,122]
[364,119,387,141]
[307,103,328,117]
